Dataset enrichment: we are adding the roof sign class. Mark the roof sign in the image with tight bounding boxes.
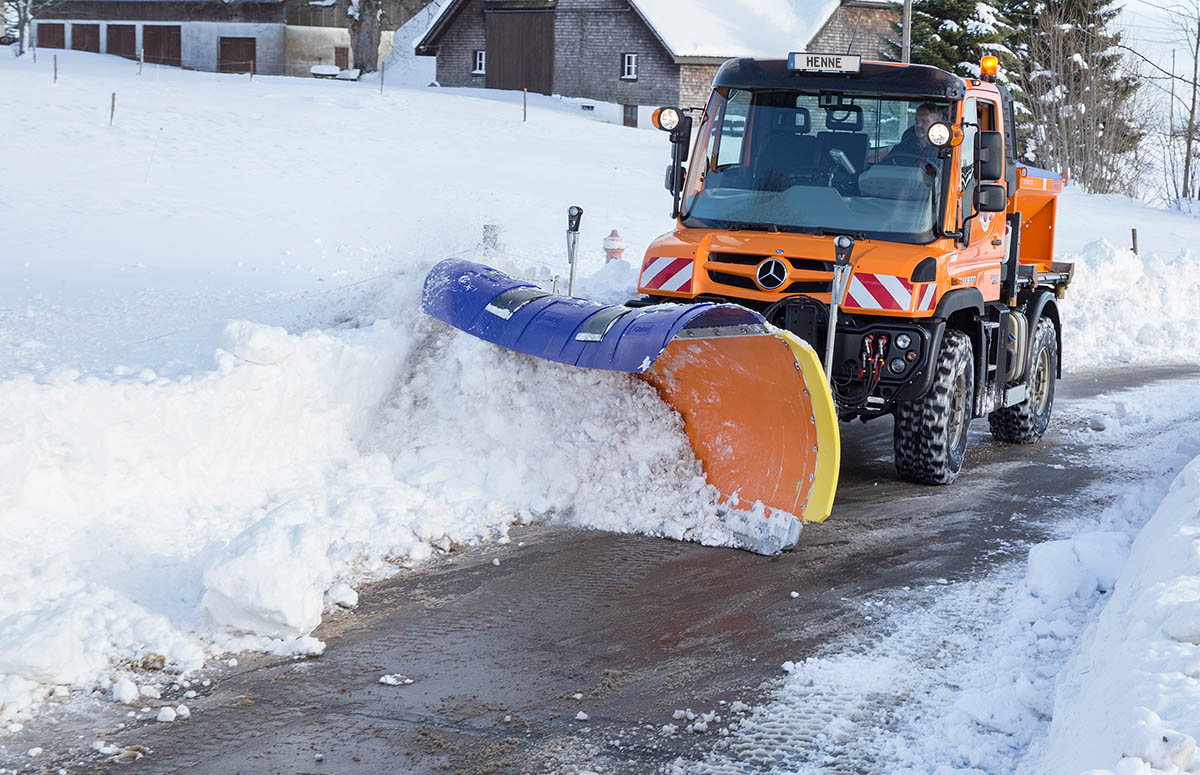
[788,52,861,74]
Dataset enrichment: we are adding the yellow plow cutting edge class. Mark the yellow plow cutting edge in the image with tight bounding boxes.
[642,329,840,524]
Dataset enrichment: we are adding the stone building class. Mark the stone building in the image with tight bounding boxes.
[808,0,898,59]
[29,0,425,76]
[32,0,289,74]
[414,0,898,126]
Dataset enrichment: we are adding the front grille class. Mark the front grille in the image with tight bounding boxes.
[708,252,833,273]
[707,271,759,291]
[707,252,761,266]
[784,281,830,294]
[708,271,831,295]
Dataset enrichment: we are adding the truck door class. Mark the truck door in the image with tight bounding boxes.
[952,96,1005,302]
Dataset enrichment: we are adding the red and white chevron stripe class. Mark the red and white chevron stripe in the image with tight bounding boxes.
[640,257,694,293]
[843,273,937,312]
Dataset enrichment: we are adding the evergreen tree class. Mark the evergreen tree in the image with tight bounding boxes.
[887,0,1009,78]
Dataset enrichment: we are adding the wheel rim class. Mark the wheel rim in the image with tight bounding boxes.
[949,370,968,450]
[1032,348,1051,415]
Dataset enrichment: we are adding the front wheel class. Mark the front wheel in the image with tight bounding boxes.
[893,330,974,485]
[989,317,1057,443]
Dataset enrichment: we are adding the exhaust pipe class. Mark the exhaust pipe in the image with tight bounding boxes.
[824,235,855,381]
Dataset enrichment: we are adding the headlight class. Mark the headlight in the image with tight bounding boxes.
[895,333,912,350]
[654,107,682,132]
[889,358,906,374]
[927,122,952,147]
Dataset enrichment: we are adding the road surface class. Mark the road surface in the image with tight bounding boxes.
[12,366,1200,774]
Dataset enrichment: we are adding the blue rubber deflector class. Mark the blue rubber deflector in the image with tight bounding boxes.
[421,259,765,373]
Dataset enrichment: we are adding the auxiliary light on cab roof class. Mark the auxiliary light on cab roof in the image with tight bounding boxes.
[980,55,999,81]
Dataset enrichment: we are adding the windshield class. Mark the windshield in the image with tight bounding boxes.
[681,89,953,243]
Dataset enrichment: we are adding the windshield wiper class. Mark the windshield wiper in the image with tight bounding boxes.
[811,228,868,240]
[726,221,780,233]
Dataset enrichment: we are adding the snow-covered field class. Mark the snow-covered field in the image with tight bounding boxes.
[3,49,1200,773]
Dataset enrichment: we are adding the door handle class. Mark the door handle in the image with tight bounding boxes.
[991,238,1002,246]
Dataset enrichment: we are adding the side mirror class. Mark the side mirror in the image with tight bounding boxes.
[977,183,1007,212]
[978,130,1004,181]
[664,163,685,193]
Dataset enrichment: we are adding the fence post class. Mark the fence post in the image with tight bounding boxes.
[138,48,143,76]
[110,92,116,126]
[1131,228,1139,255]
[250,58,254,80]
[380,61,385,95]
[523,88,527,122]
[53,54,57,83]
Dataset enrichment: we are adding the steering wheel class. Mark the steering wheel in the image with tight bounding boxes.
[779,170,827,189]
[877,151,929,167]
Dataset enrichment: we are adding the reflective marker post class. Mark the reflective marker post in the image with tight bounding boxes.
[826,235,855,381]
[567,206,583,297]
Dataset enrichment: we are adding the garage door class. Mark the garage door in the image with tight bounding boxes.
[37,23,65,49]
[71,23,100,52]
[484,10,553,95]
[218,37,256,73]
[143,25,181,67]
[107,24,136,59]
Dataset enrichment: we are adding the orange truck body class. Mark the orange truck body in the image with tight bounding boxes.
[637,58,1069,430]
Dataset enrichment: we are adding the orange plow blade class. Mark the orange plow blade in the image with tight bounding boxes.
[642,329,840,528]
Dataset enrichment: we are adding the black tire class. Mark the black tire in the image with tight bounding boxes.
[893,330,974,485]
[989,317,1057,443]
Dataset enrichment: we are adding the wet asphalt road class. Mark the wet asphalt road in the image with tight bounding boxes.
[13,366,1200,775]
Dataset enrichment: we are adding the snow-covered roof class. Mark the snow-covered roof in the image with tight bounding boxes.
[417,0,880,60]
[631,0,842,60]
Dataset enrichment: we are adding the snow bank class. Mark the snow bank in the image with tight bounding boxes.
[0,261,754,722]
[1039,455,1200,775]
[1059,239,1200,371]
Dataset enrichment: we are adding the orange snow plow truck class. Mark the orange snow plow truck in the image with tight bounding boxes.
[422,54,1068,553]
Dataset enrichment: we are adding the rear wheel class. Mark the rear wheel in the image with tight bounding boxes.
[989,317,1057,443]
[893,330,974,485]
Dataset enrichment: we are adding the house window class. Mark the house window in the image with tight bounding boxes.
[472,50,485,75]
[621,53,638,80]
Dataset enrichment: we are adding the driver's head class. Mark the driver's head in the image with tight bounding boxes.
[914,103,945,146]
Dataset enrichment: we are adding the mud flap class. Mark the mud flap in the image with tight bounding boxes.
[422,259,840,553]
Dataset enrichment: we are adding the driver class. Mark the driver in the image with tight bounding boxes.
[888,103,946,165]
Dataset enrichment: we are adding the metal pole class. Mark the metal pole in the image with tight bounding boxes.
[825,236,855,381]
[1131,228,1139,255]
[110,92,115,126]
[566,206,583,297]
[902,0,913,63]
[523,88,527,122]
[381,61,385,95]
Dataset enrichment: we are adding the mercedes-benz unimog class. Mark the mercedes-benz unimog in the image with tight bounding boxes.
[422,53,1068,553]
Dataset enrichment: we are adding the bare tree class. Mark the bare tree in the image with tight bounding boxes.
[336,0,426,73]
[1006,0,1145,194]
[4,0,67,56]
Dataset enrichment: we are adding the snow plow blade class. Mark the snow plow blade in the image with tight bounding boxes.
[421,259,840,553]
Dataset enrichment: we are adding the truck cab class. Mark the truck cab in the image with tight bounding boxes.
[640,55,1069,484]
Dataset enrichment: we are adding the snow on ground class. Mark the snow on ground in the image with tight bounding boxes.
[688,382,1200,775]
[0,50,743,726]
[3,49,1200,765]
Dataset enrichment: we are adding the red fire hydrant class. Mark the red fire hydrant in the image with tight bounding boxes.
[603,229,626,263]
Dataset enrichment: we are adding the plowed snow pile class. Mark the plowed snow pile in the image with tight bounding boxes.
[2,50,1200,731]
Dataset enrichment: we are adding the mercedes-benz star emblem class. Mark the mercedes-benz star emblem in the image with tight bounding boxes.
[755,258,789,290]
